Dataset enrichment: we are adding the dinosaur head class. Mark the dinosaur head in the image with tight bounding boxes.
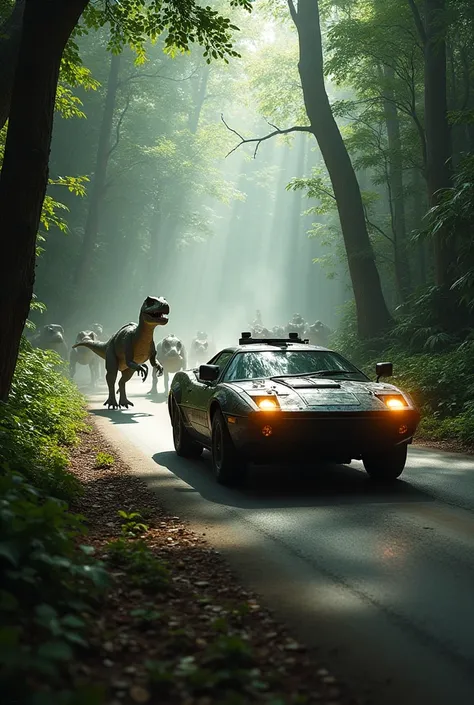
[75,330,96,345]
[140,296,169,327]
[43,324,65,343]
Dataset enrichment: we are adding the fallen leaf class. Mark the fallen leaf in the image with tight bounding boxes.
[129,685,151,702]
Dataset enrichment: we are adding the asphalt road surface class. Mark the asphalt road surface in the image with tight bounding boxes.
[86,376,474,705]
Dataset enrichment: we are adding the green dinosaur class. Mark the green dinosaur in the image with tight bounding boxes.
[73,296,169,409]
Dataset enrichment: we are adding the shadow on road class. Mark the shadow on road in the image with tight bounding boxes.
[92,409,154,424]
[151,450,434,509]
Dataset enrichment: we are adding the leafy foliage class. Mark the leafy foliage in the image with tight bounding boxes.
[0,338,85,500]
[0,336,108,704]
[0,472,108,705]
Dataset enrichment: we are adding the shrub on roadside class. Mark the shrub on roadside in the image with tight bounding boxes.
[334,305,474,446]
[0,472,108,705]
[0,338,85,500]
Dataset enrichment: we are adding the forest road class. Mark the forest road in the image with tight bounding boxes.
[87,376,474,705]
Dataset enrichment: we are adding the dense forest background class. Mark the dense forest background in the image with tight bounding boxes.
[2,0,474,440]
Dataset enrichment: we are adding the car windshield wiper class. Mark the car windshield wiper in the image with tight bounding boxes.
[304,369,351,377]
[269,370,351,383]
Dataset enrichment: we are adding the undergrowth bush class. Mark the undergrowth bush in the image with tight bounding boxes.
[0,473,107,705]
[0,337,107,703]
[334,303,474,446]
[0,338,86,500]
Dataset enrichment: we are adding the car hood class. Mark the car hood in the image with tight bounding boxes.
[226,377,416,412]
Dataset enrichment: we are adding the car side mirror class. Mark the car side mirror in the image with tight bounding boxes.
[199,364,220,382]
[376,362,393,382]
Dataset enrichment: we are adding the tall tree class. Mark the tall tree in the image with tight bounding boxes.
[0,0,24,129]
[74,51,120,301]
[0,0,87,402]
[289,0,392,338]
[382,65,411,301]
[408,0,453,286]
[0,0,252,401]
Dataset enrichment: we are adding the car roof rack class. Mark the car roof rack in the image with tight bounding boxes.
[239,331,309,345]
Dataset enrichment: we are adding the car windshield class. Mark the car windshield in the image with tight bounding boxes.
[223,350,367,382]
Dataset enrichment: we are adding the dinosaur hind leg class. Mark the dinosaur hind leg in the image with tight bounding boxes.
[118,368,135,408]
[104,348,119,409]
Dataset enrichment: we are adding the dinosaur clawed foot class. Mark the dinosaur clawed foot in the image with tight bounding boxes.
[104,397,119,410]
[119,398,134,409]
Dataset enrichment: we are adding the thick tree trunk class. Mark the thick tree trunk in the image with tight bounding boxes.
[382,65,411,302]
[74,52,120,299]
[423,0,453,287]
[0,0,87,401]
[293,0,392,338]
[0,0,25,130]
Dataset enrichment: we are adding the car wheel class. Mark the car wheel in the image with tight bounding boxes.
[171,398,203,458]
[211,409,245,486]
[362,444,407,481]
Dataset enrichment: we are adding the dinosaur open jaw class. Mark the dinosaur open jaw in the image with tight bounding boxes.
[146,309,169,324]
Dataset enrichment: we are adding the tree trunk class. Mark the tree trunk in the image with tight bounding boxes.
[0,0,25,130]
[382,65,411,302]
[292,0,392,338]
[74,52,120,299]
[188,64,210,134]
[424,0,453,287]
[0,0,87,402]
[408,0,453,287]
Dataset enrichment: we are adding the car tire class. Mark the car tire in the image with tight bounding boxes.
[171,398,203,459]
[211,409,245,486]
[362,444,407,481]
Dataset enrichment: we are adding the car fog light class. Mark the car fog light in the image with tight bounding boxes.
[262,425,273,437]
[399,424,408,435]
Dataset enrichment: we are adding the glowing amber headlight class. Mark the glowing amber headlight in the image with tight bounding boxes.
[380,395,407,410]
[254,396,280,411]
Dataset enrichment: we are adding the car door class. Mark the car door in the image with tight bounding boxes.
[189,351,235,440]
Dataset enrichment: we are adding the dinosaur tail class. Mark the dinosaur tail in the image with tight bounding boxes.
[72,341,108,360]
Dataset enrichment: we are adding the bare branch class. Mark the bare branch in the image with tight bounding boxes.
[107,94,131,159]
[221,115,312,158]
[364,205,395,244]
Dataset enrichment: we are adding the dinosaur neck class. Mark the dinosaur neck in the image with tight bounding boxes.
[136,318,155,345]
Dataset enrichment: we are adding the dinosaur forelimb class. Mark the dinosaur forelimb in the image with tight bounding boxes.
[125,360,148,382]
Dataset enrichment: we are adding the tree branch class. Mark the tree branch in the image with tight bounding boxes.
[407,0,426,45]
[221,115,312,158]
[107,93,131,159]
[364,205,395,244]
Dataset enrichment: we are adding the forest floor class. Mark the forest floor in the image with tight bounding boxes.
[68,418,360,705]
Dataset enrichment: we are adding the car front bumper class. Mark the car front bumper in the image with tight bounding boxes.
[225,409,420,462]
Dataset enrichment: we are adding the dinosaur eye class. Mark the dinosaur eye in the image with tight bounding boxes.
[203,342,208,349]
[177,342,182,350]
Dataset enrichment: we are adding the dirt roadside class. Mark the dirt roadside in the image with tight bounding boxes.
[68,417,362,705]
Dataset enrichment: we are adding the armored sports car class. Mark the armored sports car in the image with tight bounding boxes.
[168,333,420,486]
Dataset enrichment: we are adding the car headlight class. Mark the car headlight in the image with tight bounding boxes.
[377,394,408,410]
[253,396,281,411]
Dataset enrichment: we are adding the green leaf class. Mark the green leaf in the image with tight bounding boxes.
[0,540,21,566]
[37,640,74,661]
